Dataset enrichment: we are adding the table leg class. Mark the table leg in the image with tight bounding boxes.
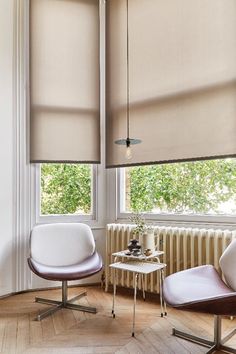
[132,273,139,337]
[162,270,167,316]
[112,268,116,318]
[160,269,167,316]
[159,269,164,317]
[141,273,145,301]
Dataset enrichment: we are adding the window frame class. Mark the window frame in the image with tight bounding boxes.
[31,0,106,229]
[35,163,98,224]
[117,168,236,226]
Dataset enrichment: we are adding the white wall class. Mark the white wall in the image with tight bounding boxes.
[0,0,15,296]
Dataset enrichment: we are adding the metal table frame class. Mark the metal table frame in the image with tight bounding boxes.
[110,260,167,337]
[111,250,165,306]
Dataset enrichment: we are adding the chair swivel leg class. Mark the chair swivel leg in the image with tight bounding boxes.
[173,315,236,354]
[35,281,96,321]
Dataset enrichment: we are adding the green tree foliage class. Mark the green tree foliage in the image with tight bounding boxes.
[41,164,91,215]
[128,159,236,214]
[41,160,236,216]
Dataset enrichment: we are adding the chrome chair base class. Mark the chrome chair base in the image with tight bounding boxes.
[35,281,97,321]
[172,315,236,354]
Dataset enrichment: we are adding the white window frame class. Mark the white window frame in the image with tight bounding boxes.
[35,164,98,224]
[117,168,236,226]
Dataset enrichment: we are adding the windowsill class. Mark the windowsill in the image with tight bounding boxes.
[38,214,94,221]
[117,212,236,228]
[35,214,106,230]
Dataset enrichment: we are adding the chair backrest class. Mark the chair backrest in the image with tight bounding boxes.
[219,239,236,291]
[30,223,95,266]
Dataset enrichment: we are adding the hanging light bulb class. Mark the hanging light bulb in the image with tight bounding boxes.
[115,137,141,159]
[125,138,132,160]
[114,0,142,160]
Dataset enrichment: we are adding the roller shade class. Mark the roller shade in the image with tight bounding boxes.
[106,0,236,168]
[30,0,100,163]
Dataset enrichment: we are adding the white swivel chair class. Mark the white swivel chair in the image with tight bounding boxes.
[163,239,236,354]
[28,223,103,321]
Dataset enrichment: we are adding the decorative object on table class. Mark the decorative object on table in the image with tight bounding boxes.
[127,239,141,253]
[129,213,146,238]
[129,213,159,253]
[144,248,152,256]
[124,251,132,256]
[132,248,142,256]
[129,213,147,252]
[142,226,158,253]
[114,0,142,160]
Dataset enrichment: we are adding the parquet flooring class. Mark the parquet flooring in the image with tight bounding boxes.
[0,285,235,354]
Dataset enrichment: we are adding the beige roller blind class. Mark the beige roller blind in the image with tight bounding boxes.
[106,0,236,168]
[30,0,100,163]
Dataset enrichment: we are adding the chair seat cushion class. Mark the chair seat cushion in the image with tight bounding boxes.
[163,265,236,315]
[28,251,103,281]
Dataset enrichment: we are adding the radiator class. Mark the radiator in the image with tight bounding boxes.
[105,223,236,294]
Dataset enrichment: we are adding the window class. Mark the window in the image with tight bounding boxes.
[120,159,236,217]
[39,163,95,218]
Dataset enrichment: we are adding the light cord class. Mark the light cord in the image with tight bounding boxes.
[126,0,130,139]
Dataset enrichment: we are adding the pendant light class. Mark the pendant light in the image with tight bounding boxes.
[115,0,142,160]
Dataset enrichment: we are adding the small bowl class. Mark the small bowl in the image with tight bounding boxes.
[144,249,152,256]
[132,248,141,256]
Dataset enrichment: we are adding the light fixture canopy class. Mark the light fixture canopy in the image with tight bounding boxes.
[114,0,141,159]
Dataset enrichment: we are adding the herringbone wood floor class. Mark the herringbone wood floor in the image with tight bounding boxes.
[0,285,235,354]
